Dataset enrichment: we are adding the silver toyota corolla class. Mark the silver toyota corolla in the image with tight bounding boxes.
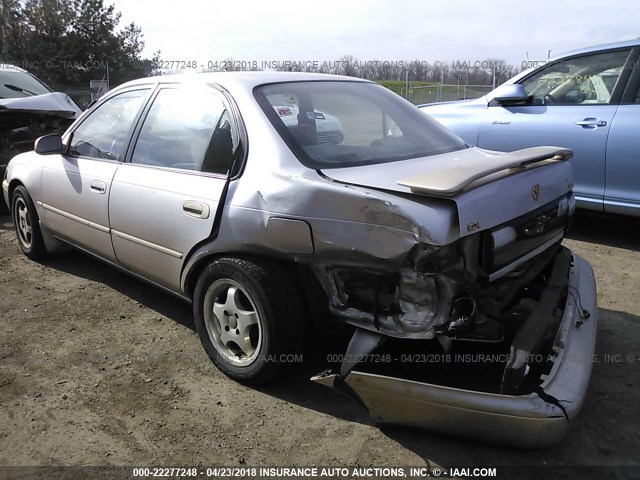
[2,72,597,447]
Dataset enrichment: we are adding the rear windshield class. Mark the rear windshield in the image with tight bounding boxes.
[0,70,51,98]
[254,81,466,169]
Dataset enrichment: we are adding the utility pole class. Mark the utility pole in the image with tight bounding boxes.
[492,63,496,89]
[405,71,409,100]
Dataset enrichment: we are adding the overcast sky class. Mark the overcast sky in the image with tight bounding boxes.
[111,0,639,68]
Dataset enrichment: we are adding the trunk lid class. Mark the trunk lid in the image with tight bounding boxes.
[321,146,573,238]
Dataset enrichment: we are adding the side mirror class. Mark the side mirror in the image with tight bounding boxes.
[488,84,529,105]
[34,134,63,155]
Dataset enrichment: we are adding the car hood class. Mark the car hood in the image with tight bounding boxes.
[321,146,574,238]
[0,92,81,118]
[419,96,487,114]
[418,98,479,108]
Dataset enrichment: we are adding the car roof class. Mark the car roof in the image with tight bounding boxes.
[118,71,372,90]
[500,38,640,86]
[550,38,640,62]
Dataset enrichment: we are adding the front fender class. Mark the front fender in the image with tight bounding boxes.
[4,152,45,212]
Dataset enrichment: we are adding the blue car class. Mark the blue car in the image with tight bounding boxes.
[419,39,640,217]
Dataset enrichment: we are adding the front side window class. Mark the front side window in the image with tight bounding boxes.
[521,49,631,105]
[69,89,148,161]
[255,81,466,168]
[131,86,237,174]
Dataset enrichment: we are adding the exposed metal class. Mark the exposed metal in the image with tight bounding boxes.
[313,253,597,449]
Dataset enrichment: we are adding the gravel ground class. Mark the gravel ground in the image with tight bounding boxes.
[0,210,639,479]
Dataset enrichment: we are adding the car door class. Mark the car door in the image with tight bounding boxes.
[603,65,640,215]
[477,48,634,212]
[39,87,151,261]
[109,84,241,292]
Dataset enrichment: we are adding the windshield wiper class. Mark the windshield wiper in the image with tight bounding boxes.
[4,84,38,96]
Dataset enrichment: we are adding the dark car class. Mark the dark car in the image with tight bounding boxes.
[0,64,81,183]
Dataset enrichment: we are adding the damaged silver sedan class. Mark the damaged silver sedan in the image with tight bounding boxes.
[2,72,597,448]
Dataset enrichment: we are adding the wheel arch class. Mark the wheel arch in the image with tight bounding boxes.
[183,250,308,300]
[8,178,25,206]
[183,249,332,331]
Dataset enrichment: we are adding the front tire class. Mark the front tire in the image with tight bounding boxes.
[193,256,304,385]
[12,185,46,260]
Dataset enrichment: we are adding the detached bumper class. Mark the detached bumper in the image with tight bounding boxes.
[313,251,597,449]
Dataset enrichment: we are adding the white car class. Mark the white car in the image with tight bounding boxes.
[269,94,344,144]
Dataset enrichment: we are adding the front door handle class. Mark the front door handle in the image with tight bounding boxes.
[183,201,210,219]
[90,180,107,194]
[576,118,607,128]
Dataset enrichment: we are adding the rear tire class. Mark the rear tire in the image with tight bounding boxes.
[12,185,46,260]
[193,256,304,385]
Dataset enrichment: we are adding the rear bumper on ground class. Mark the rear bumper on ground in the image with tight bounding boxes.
[313,251,597,448]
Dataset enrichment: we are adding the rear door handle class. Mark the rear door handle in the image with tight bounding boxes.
[183,201,210,219]
[576,118,607,128]
[90,180,107,194]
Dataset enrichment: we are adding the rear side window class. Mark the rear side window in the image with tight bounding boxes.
[131,86,238,175]
[69,89,148,161]
[520,49,631,105]
[255,81,466,169]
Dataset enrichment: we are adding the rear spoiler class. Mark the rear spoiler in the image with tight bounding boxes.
[397,147,572,198]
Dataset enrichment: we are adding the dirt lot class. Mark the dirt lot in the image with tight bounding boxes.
[0,210,639,479]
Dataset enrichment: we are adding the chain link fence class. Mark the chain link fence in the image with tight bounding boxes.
[400,83,494,105]
[52,81,495,110]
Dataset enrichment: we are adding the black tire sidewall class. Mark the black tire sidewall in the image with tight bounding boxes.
[12,186,45,259]
[193,258,289,384]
